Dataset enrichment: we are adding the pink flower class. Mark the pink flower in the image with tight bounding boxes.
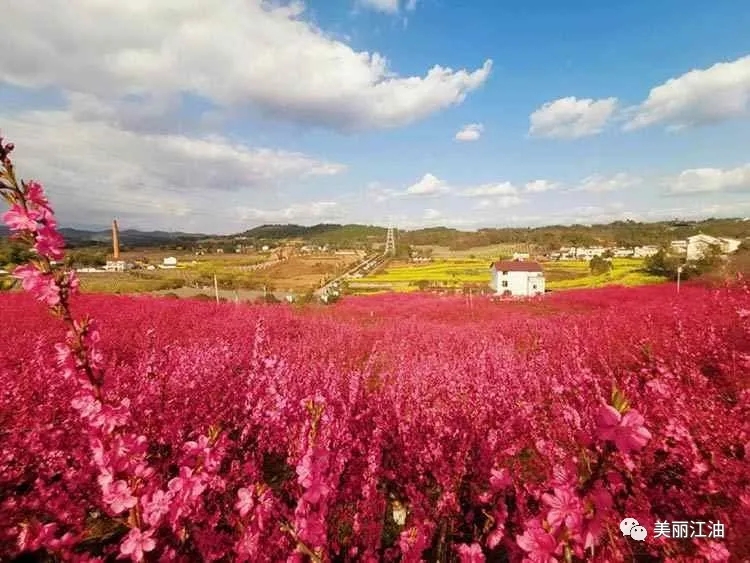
[698,541,730,562]
[119,528,156,562]
[2,203,38,232]
[517,520,558,563]
[235,487,254,517]
[65,270,80,293]
[103,480,137,514]
[542,487,583,533]
[489,468,512,491]
[34,225,65,260]
[25,180,52,210]
[595,405,652,454]
[486,505,508,549]
[12,264,61,306]
[143,490,172,527]
[457,542,485,563]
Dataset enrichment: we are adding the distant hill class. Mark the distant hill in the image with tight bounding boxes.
[0,225,206,248]
[2,218,749,251]
[238,219,750,251]
[240,223,387,248]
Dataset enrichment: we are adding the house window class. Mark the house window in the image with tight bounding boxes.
[502,271,508,276]
[501,281,508,288]
[532,284,537,289]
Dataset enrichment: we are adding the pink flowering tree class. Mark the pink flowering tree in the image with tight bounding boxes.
[2,134,747,561]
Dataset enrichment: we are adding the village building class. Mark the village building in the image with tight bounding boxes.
[104,260,126,272]
[161,256,178,269]
[489,260,545,297]
[671,234,742,261]
[632,245,659,258]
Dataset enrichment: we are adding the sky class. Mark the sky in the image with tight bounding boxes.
[1,0,749,234]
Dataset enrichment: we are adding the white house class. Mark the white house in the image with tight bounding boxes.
[670,240,688,254]
[512,252,530,261]
[490,260,545,297]
[104,260,126,272]
[162,256,178,268]
[684,234,742,261]
[576,247,607,259]
[633,245,659,258]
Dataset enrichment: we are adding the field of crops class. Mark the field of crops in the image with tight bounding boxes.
[2,284,749,561]
[362,257,664,292]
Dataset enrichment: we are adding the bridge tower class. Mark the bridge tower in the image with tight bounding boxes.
[384,223,396,257]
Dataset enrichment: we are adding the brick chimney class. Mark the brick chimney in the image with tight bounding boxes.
[112,219,120,260]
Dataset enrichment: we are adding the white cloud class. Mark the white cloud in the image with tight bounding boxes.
[625,55,750,131]
[405,173,450,196]
[529,96,618,139]
[235,202,343,223]
[359,0,400,14]
[474,196,525,209]
[664,164,750,195]
[572,173,641,193]
[0,109,344,230]
[423,208,441,220]
[0,1,491,132]
[461,182,517,197]
[405,0,418,10]
[524,179,559,193]
[454,123,484,141]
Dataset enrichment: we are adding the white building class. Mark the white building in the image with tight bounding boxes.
[512,252,530,261]
[104,260,126,272]
[683,234,741,261]
[633,245,659,258]
[576,247,607,259]
[489,260,545,297]
[162,256,178,268]
[670,240,688,254]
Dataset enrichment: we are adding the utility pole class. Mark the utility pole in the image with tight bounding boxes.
[677,265,682,293]
[385,224,396,257]
[214,274,219,304]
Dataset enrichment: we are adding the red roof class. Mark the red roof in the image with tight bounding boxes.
[491,260,543,272]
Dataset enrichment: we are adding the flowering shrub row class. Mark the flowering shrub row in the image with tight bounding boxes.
[1,136,749,561]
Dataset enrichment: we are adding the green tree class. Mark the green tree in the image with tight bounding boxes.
[644,249,680,279]
[589,256,612,276]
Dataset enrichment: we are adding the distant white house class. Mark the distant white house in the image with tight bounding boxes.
[490,260,545,297]
[576,247,607,259]
[633,245,659,258]
[674,234,743,261]
[670,240,688,254]
[512,252,530,261]
[162,256,178,268]
[104,260,126,272]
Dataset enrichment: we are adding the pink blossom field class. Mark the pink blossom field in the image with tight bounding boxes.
[1,285,749,562]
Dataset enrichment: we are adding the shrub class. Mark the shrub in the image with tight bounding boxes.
[589,255,612,275]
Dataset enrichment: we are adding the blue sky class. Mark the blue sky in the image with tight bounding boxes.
[1,0,749,233]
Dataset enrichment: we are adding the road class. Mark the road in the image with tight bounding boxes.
[315,253,390,297]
